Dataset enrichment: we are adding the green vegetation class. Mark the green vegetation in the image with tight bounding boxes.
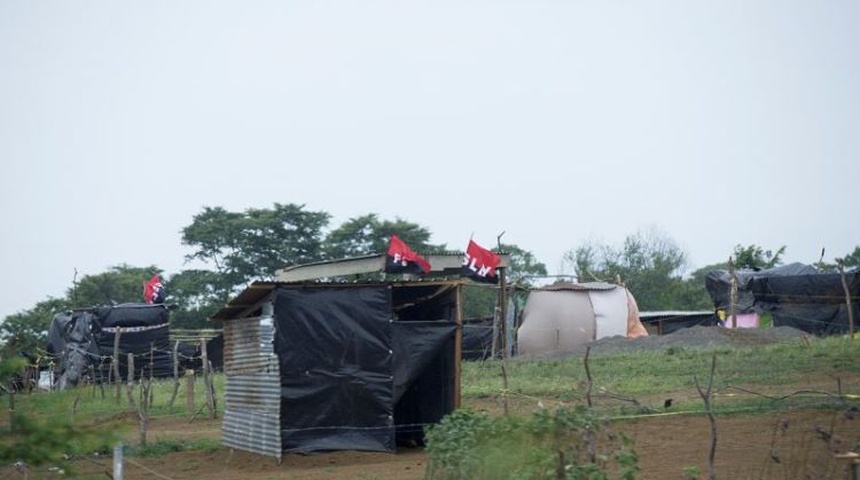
[425,407,639,480]
[462,335,860,414]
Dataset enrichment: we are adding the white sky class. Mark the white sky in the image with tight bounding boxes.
[1,0,858,319]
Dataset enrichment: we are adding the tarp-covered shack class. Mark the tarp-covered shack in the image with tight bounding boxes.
[705,263,859,335]
[213,279,463,459]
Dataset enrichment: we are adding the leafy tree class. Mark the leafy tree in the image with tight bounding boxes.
[732,244,786,270]
[70,264,160,308]
[323,213,445,259]
[842,246,860,268]
[564,229,689,311]
[0,298,70,358]
[166,269,226,329]
[182,203,331,291]
[499,243,547,285]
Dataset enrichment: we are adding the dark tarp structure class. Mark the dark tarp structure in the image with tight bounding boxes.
[46,303,181,388]
[705,262,819,313]
[273,283,458,453]
[639,311,719,335]
[461,317,494,361]
[705,263,858,335]
[215,279,462,457]
[749,271,859,335]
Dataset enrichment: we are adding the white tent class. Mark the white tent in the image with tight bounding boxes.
[517,282,648,356]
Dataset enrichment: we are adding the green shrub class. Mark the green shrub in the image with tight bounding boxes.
[425,407,639,480]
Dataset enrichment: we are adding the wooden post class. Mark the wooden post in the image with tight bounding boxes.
[201,340,216,419]
[728,256,738,329]
[113,329,122,402]
[126,353,136,411]
[185,369,195,414]
[138,374,150,447]
[169,340,181,407]
[838,259,856,339]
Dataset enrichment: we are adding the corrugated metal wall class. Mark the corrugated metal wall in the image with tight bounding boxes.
[221,315,281,459]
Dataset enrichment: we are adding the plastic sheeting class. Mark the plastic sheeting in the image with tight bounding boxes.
[46,303,185,389]
[273,285,458,453]
[705,262,819,313]
[749,271,859,335]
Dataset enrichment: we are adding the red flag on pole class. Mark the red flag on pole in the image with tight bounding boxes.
[143,275,166,304]
[462,240,501,283]
[385,234,431,274]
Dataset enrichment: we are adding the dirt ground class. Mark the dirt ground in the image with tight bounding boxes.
[33,400,855,480]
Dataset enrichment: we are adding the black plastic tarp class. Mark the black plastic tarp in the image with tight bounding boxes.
[273,285,458,453]
[705,262,819,313]
[94,304,174,379]
[462,318,494,360]
[749,272,859,335]
[47,311,101,389]
[46,303,184,388]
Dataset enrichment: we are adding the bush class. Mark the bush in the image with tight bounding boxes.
[425,407,639,480]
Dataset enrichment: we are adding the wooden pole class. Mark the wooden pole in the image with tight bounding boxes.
[728,257,738,329]
[201,340,215,419]
[113,329,122,402]
[838,259,855,339]
[126,353,136,411]
[169,340,181,407]
[185,369,195,415]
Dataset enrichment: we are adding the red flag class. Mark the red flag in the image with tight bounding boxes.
[143,275,165,304]
[385,234,431,274]
[462,240,501,283]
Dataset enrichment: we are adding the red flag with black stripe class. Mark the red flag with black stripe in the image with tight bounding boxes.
[385,234,431,274]
[462,240,501,283]
[143,275,166,304]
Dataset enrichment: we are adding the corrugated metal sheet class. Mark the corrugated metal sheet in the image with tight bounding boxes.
[222,316,281,459]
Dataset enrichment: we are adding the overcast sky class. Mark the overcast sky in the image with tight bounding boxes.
[1,1,858,319]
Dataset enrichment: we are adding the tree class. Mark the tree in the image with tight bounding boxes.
[323,214,445,259]
[182,203,331,292]
[0,298,70,357]
[563,229,689,311]
[732,244,786,270]
[166,269,226,329]
[500,243,548,285]
[70,264,160,308]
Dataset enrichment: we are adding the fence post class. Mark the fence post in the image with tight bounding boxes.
[202,339,216,419]
[728,256,738,329]
[113,329,122,402]
[169,340,180,408]
[186,369,195,414]
[126,353,136,411]
[838,259,856,339]
[113,443,124,480]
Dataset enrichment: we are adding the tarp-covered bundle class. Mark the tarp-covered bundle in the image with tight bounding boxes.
[46,303,176,389]
[517,282,648,357]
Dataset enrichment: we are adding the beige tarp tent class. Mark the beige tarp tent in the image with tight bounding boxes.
[517,282,648,356]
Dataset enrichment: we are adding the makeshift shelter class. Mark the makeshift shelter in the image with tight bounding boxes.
[213,279,463,459]
[705,263,858,335]
[749,269,859,335]
[46,303,177,389]
[639,311,719,335]
[516,282,648,356]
